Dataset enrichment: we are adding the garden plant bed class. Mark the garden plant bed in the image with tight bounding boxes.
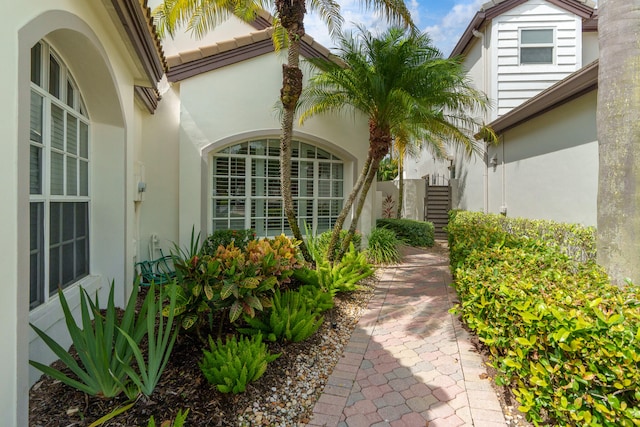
[29,281,376,426]
[29,242,532,427]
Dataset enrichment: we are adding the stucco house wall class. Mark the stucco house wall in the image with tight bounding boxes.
[483,90,598,224]
[172,52,371,245]
[2,1,164,424]
[141,17,373,249]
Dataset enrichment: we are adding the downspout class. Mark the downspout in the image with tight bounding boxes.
[473,28,489,214]
[501,136,507,215]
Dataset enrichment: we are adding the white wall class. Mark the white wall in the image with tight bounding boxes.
[582,31,599,64]
[375,179,426,221]
[174,51,370,245]
[479,90,598,225]
[3,2,154,424]
[139,84,182,258]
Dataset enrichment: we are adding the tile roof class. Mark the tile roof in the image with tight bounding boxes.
[165,28,333,82]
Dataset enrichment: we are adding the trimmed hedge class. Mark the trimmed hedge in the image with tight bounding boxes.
[449,211,640,426]
[376,218,434,247]
[447,210,595,268]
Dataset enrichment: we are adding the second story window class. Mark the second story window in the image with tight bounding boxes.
[520,29,554,65]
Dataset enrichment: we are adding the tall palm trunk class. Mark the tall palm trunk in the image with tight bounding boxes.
[337,155,382,261]
[335,122,392,261]
[396,138,406,219]
[596,0,640,286]
[326,155,372,263]
[276,0,312,262]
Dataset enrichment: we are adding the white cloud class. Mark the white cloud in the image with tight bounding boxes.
[305,0,421,52]
[306,0,485,56]
[423,0,485,56]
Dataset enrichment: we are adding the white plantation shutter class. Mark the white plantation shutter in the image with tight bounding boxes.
[211,140,344,237]
[29,40,90,308]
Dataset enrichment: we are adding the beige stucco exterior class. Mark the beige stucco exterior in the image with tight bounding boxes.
[1,2,167,424]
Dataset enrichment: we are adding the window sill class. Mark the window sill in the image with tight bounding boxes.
[29,275,103,343]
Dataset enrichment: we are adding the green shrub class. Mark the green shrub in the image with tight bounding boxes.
[300,284,334,313]
[376,218,434,247]
[449,211,640,426]
[292,266,321,288]
[290,270,335,312]
[170,234,305,335]
[201,229,257,255]
[240,288,325,343]
[447,211,595,267]
[377,157,398,181]
[366,227,401,264]
[199,335,280,394]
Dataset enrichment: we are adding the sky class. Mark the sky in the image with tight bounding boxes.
[304,0,486,57]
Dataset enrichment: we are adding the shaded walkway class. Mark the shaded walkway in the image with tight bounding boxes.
[306,247,507,427]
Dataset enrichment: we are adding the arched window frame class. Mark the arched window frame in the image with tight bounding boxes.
[210,139,345,237]
[29,40,90,310]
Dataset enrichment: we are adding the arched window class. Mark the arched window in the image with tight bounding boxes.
[211,139,344,237]
[29,40,90,309]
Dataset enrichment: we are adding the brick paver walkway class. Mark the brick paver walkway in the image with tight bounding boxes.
[306,246,507,427]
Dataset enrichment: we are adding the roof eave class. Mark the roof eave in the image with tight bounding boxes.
[488,60,598,135]
[166,28,335,83]
[449,12,486,58]
[109,0,167,85]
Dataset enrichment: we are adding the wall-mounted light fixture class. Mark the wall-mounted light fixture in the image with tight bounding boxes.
[490,155,498,167]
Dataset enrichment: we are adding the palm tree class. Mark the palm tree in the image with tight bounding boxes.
[153,0,413,262]
[596,0,640,286]
[299,26,491,262]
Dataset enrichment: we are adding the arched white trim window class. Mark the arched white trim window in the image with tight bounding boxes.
[211,139,344,237]
[29,40,90,309]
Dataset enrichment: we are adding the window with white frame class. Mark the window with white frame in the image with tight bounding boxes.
[519,28,554,65]
[211,140,344,237]
[30,41,90,310]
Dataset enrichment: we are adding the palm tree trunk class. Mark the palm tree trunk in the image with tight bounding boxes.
[396,154,404,219]
[596,0,640,286]
[337,155,382,261]
[326,155,372,263]
[336,123,392,261]
[277,0,312,262]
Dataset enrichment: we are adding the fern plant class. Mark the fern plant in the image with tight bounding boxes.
[239,288,324,343]
[199,335,280,394]
[298,284,334,314]
[316,243,374,296]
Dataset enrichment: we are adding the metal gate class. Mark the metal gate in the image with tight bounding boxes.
[424,174,451,239]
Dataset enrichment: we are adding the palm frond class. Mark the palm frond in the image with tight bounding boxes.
[307,0,344,38]
[299,25,492,160]
[357,0,415,29]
